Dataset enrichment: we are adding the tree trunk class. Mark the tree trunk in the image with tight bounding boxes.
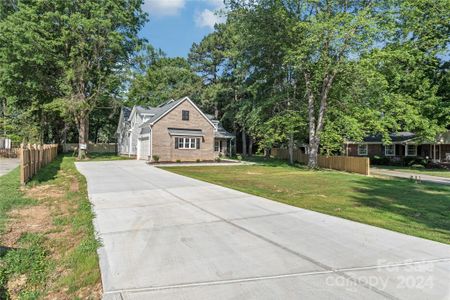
[78,113,88,159]
[288,132,294,165]
[241,129,247,156]
[305,73,318,168]
[2,98,7,136]
[214,102,219,119]
[308,142,319,168]
[248,138,253,157]
[264,147,270,158]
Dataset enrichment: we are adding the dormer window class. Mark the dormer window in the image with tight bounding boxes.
[182,110,189,121]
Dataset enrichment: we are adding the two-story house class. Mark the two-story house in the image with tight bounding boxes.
[117,97,234,161]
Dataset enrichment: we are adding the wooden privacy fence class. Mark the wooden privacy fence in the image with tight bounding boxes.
[0,148,20,158]
[62,143,117,153]
[20,144,58,184]
[272,148,370,176]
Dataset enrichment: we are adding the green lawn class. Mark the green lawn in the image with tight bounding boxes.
[373,165,450,178]
[0,155,101,298]
[163,161,450,245]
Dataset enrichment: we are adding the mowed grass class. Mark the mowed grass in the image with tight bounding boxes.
[373,165,450,179]
[0,155,101,298]
[163,161,450,244]
[0,168,35,232]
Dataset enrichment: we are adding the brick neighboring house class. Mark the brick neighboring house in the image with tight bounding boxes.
[116,97,234,161]
[344,131,450,163]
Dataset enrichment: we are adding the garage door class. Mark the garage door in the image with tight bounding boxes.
[137,136,150,160]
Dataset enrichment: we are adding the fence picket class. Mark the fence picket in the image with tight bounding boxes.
[271,148,370,175]
[19,144,58,185]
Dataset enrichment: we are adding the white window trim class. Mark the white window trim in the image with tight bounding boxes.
[177,137,197,149]
[384,144,395,156]
[357,144,368,156]
[406,144,417,156]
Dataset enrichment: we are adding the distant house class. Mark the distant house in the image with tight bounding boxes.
[116,97,234,161]
[344,131,450,162]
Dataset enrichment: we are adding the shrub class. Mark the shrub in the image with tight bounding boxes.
[403,156,427,167]
[215,157,221,162]
[370,155,390,165]
[410,164,425,169]
[196,159,201,163]
[152,155,160,163]
[236,154,242,161]
[176,159,181,163]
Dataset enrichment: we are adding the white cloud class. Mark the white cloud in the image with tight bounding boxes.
[205,0,225,9]
[143,0,186,17]
[195,9,226,29]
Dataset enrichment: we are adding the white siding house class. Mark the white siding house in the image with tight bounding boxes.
[116,105,154,157]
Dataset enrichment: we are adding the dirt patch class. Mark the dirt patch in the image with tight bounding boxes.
[25,184,65,200]
[69,179,79,192]
[6,274,27,300]
[246,171,262,175]
[2,205,52,247]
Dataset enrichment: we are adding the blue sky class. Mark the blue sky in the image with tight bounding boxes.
[140,0,226,58]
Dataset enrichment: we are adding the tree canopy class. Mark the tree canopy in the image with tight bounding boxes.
[0,0,448,166]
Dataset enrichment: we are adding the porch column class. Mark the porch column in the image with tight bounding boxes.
[433,144,436,162]
[430,144,432,160]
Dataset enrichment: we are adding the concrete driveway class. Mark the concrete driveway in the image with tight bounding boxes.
[76,160,450,300]
[0,158,20,176]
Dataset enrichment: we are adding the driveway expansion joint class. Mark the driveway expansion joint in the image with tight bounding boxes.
[76,162,450,300]
[163,188,400,300]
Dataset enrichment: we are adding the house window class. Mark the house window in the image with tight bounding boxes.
[182,110,189,121]
[215,140,219,151]
[357,144,368,156]
[406,144,417,156]
[385,144,395,156]
[175,137,200,149]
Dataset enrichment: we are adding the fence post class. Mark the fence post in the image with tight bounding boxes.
[20,144,25,185]
[17,143,59,184]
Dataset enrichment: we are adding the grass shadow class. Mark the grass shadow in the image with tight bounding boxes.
[242,155,308,169]
[29,154,63,184]
[350,176,450,243]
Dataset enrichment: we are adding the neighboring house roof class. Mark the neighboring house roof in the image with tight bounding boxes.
[348,130,450,144]
[437,130,450,144]
[362,132,416,143]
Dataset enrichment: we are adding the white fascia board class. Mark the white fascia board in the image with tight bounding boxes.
[150,96,216,129]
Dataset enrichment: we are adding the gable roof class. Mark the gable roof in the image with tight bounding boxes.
[214,122,235,139]
[116,106,132,134]
[122,107,132,120]
[128,105,154,122]
[139,97,215,128]
[205,114,234,139]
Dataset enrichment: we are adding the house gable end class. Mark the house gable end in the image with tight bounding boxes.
[150,97,215,129]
